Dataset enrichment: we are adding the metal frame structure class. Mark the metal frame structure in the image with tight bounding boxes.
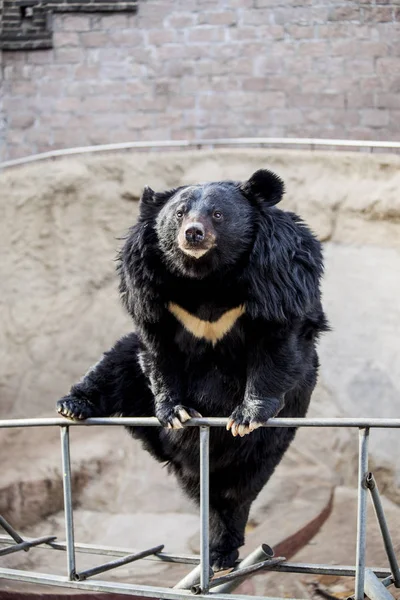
[1,416,400,600]
[1,136,400,170]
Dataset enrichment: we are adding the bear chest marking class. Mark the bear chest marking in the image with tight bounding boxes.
[168,302,245,345]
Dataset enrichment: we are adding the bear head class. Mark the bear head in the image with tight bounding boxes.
[139,169,284,279]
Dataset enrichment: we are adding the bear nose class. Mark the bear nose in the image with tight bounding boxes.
[185,223,205,244]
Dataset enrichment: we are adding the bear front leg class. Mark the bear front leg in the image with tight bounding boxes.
[227,328,306,437]
[148,363,202,429]
[57,333,148,421]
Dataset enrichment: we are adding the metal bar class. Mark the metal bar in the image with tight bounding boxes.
[75,544,164,581]
[0,515,25,546]
[381,576,394,588]
[0,534,198,564]
[193,557,286,594]
[355,427,370,600]
[2,137,400,170]
[60,426,76,580]
[366,473,400,588]
[0,535,56,556]
[364,569,394,600]
[270,562,391,578]
[0,567,285,600]
[174,564,214,590]
[0,535,393,580]
[200,426,210,593]
[2,417,400,429]
[213,544,274,593]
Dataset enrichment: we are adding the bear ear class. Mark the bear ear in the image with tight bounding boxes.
[240,169,285,207]
[140,185,156,206]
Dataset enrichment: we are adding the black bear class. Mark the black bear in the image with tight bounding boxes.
[57,169,328,570]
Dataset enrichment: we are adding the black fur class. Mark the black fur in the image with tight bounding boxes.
[57,169,328,571]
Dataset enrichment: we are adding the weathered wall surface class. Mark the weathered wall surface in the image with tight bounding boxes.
[1,0,400,160]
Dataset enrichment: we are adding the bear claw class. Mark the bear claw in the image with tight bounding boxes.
[159,404,202,429]
[57,397,97,421]
[226,418,263,437]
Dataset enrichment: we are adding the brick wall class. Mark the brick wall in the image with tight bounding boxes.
[1,0,400,161]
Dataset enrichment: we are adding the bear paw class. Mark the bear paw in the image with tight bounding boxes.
[57,396,98,421]
[226,399,281,437]
[156,404,202,430]
[210,548,239,572]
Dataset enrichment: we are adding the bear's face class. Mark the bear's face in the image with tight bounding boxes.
[155,182,256,278]
[140,169,285,279]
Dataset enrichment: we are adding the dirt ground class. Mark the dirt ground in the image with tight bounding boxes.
[1,149,400,597]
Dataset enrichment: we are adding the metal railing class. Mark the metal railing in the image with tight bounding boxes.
[1,136,400,170]
[1,416,400,600]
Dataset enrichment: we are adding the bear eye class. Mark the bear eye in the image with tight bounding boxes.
[213,210,223,220]
[176,209,184,219]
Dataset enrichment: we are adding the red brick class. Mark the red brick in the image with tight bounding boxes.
[198,11,237,26]
[377,57,400,75]
[63,15,91,32]
[165,13,197,28]
[74,65,100,80]
[346,93,375,108]
[328,7,361,22]
[242,78,267,92]
[270,108,303,125]
[360,109,390,127]
[10,113,35,129]
[363,7,394,23]
[27,51,53,65]
[186,27,226,43]
[375,93,400,109]
[54,97,82,113]
[298,40,329,56]
[98,14,130,29]
[54,48,84,64]
[53,32,80,48]
[256,91,286,108]
[80,32,110,48]
[9,81,37,95]
[108,30,144,47]
[345,59,375,74]
[147,29,177,45]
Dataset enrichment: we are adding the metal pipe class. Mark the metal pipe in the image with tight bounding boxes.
[213,544,274,593]
[75,544,164,581]
[174,564,214,590]
[194,557,285,594]
[2,417,400,429]
[0,567,285,600]
[366,473,400,588]
[0,534,198,564]
[355,427,370,600]
[0,533,394,580]
[270,562,391,578]
[0,515,25,546]
[2,137,400,170]
[200,426,210,593]
[381,576,394,588]
[0,536,56,556]
[0,535,392,580]
[60,426,76,580]
[364,569,394,600]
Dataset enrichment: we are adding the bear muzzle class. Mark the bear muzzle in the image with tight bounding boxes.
[178,220,216,259]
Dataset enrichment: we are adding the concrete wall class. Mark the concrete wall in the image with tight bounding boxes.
[1,0,400,160]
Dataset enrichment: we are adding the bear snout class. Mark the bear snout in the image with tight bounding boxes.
[184,222,205,244]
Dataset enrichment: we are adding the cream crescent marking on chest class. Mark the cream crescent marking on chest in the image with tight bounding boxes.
[168,302,245,345]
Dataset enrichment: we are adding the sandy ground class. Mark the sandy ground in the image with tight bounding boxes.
[1,149,400,597]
